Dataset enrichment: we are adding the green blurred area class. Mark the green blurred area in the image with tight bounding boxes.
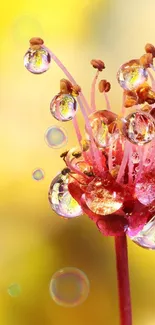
[0,0,155,324]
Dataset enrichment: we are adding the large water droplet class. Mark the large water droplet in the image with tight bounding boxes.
[129,216,155,249]
[50,94,77,121]
[86,110,119,148]
[48,172,83,218]
[85,176,124,215]
[24,47,51,74]
[117,59,148,90]
[49,267,89,307]
[122,111,155,145]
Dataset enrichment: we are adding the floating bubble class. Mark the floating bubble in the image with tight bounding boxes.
[85,176,124,215]
[86,110,119,148]
[32,168,44,181]
[129,216,155,249]
[45,126,67,149]
[48,172,83,218]
[49,267,89,307]
[117,59,148,90]
[7,283,21,297]
[135,171,155,206]
[122,111,155,145]
[50,94,77,121]
[24,47,51,74]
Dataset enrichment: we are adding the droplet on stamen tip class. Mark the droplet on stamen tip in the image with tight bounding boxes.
[50,94,77,121]
[24,47,51,74]
[117,59,148,91]
[122,111,155,145]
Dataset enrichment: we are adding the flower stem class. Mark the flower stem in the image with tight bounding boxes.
[115,235,132,325]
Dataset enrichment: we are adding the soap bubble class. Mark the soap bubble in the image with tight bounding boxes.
[117,59,148,90]
[24,47,51,74]
[45,126,67,148]
[7,283,21,297]
[50,94,77,121]
[129,216,155,249]
[32,168,44,181]
[122,111,155,145]
[49,267,89,307]
[48,172,83,218]
[131,152,140,164]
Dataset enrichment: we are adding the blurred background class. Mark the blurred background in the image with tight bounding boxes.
[0,0,155,324]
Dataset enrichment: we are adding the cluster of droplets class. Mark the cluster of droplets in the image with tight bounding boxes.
[24,38,155,249]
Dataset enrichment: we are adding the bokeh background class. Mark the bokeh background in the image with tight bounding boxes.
[0,0,155,324]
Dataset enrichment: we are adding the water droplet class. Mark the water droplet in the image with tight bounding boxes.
[130,216,155,249]
[49,267,89,307]
[45,126,67,148]
[24,47,51,74]
[123,111,155,145]
[117,59,148,90]
[7,283,21,297]
[85,176,124,215]
[48,172,83,218]
[135,171,155,205]
[144,158,151,166]
[86,110,119,148]
[50,94,77,121]
[32,168,44,181]
[131,152,140,164]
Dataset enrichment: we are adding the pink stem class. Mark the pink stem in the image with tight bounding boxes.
[44,46,91,114]
[103,92,111,111]
[121,92,126,115]
[72,116,82,147]
[116,140,129,183]
[115,235,132,325]
[91,70,99,112]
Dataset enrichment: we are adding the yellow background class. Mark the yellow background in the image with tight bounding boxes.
[0,0,155,324]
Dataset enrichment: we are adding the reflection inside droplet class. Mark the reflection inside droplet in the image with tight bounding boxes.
[49,267,89,307]
[129,216,155,249]
[32,168,44,181]
[7,283,21,297]
[45,126,68,148]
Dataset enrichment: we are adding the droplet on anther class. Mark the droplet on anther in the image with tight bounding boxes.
[122,111,155,145]
[117,59,148,91]
[50,94,77,121]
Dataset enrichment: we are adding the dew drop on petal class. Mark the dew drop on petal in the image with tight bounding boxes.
[129,216,155,249]
[135,171,155,205]
[32,168,44,181]
[117,59,148,90]
[50,94,77,121]
[7,283,21,297]
[122,111,155,145]
[48,172,83,218]
[45,126,67,148]
[85,176,124,215]
[24,47,51,74]
[49,267,89,307]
